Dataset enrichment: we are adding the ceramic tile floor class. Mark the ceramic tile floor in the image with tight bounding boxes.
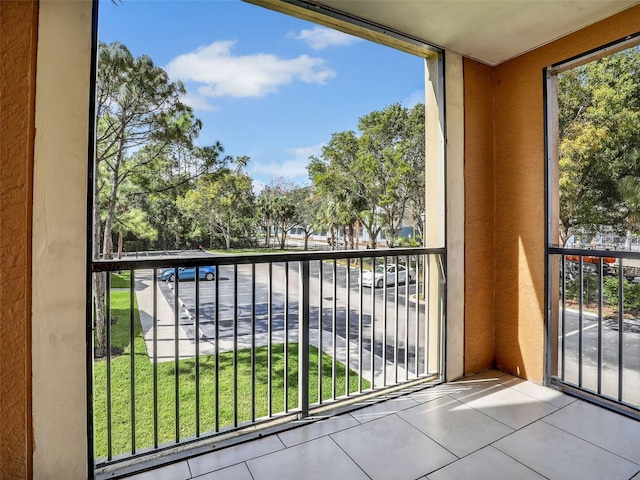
[125,370,640,480]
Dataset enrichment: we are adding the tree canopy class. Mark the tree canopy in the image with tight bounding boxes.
[308,103,425,248]
[93,41,228,356]
[558,47,640,247]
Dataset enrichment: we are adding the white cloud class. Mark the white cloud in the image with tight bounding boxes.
[251,158,311,180]
[250,144,323,181]
[252,179,266,196]
[402,89,425,108]
[180,91,218,112]
[165,40,336,100]
[290,26,360,50]
[286,144,323,161]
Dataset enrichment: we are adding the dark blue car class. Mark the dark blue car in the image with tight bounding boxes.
[161,266,216,282]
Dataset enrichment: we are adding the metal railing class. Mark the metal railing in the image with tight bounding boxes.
[90,247,445,469]
[548,247,640,415]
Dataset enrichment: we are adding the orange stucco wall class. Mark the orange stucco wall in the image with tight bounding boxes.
[463,59,495,374]
[0,1,38,477]
[463,5,640,382]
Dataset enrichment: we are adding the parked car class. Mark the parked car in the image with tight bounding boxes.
[161,266,216,282]
[360,264,414,288]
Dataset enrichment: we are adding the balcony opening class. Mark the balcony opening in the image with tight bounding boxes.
[89,0,445,475]
[546,34,640,416]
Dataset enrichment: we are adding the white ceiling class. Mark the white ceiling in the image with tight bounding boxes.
[316,0,640,65]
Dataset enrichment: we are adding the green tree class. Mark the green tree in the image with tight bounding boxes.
[126,143,230,250]
[308,103,425,248]
[290,185,322,250]
[112,207,158,258]
[178,166,255,250]
[558,47,640,245]
[358,103,424,246]
[93,42,210,357]
[308,131,363,249]
[257,193,276,248]
[96,42,201,259]
[258,179,298,250]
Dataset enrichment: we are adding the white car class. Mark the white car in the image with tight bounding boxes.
[360,264,414,288]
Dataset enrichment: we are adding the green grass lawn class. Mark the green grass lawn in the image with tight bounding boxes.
[109,271,131,289]
[94,291,368,460]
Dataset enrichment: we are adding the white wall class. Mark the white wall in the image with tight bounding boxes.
[32,1,92,477]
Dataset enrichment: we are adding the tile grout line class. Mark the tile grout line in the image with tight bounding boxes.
[186,435,287,478]
[485,443,552,480]
[326,434,374,480]
[487,400,639,479]
[395,391,549,479]
[244,461,257,480]
[538,416,640,467]
[475,388,578,479]
[391,410,461,475]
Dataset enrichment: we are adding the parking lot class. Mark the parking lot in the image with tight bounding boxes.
[154,259,429,370]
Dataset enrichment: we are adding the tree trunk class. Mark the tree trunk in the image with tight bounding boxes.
[93,161,107,358]
[102,136,124,260]
[117,230,124,259]
[264,221,271,247]
[278,221,286,250]
[96,134,124,357]
[349,221,355,249]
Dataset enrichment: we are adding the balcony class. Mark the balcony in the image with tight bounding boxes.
[93,247,640,479]
[10,2,640,478]
[112,369,640,480]
[92,248,445,475]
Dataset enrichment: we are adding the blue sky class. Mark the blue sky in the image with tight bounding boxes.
[98,0,425,190]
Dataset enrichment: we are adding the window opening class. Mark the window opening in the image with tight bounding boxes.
[90,0,445,472]
[546,35,640,415]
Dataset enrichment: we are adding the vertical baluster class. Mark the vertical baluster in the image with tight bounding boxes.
[425,256,431,376]
[578,257,583,387]
[299,260,310,419]
[268,262,273,417]
[404,255,410,381]
[195,268,200,437]
[233,265,238,428]
[251,263,256,423]
[383,256,388,386]
[394,256,399,384]
[284,262,289,413]
[130,269,136,452]
[358,258,363,393]
[597,259,603,395]
[318,260,323,404]
[214,268,219,432]
[346,257,351,396]
[561,256,566,381]
[332,259,337,400]
[370,256,376,390]
[106,273,112,460]
[414,254,419,378]
[152,269,158,449]
[618,258,624,401]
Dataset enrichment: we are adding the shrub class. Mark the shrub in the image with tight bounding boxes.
[603,277,640,313]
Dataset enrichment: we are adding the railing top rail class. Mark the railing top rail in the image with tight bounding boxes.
[548,246,640,260]
[91,247,446,272]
